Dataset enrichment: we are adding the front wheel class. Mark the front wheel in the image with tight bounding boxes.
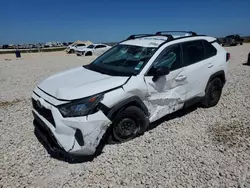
[109,106,148,143]
[201,78,223,108]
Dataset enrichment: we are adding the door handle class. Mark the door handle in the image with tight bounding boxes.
[175,75,187,81]
[208,63,214,68]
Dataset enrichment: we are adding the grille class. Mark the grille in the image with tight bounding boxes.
[32,98,56,127]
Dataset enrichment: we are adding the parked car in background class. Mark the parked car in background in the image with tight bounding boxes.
[44,42,53,48]
[66,43,87,53]
[76,44,111,56]
[220,34,244,46]
[2,45,9,49]
[8,44,15,49]
[62,42,68,46]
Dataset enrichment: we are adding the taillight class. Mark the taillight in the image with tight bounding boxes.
[226,52,230,62]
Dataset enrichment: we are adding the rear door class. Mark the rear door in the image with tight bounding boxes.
[181,40,217,100]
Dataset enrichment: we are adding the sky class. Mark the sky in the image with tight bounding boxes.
[1,0,250,44]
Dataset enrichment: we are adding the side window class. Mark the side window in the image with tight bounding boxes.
[147,44,182,76]
[77,44,86,47]
[95,45,106,49]
[204,41,217,58]
[183,40,205,66]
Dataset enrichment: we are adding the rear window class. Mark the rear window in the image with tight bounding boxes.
[204,41,217,58]
[77,44,86,46]
[183,40,205,66]
[95,45,106,48]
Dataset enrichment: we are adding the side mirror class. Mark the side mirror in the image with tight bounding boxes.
[152,67,170,82]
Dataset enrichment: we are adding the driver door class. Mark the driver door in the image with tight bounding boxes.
[143,43,188,122]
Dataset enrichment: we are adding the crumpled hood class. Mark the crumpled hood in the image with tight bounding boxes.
[37,66,129,100]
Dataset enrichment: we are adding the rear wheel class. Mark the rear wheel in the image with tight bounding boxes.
[109,106,148,143]
[85,51,92,56]
[69,49,74,54]
[201,78,223,108]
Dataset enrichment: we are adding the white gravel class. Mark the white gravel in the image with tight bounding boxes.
[0,46,250,188]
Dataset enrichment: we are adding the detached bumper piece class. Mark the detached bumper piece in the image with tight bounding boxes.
[33,112,94,163]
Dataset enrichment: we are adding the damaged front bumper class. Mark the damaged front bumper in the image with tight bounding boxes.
[32,93,111,157]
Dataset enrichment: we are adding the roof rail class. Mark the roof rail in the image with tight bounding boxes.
[126,33,174,41]
[156,31,197,36]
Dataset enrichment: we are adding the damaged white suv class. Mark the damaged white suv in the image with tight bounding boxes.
[32,31,230,159]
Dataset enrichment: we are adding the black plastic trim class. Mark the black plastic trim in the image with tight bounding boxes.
[103,96,149,120]
[205,70,226,92]
[75,129,85,146]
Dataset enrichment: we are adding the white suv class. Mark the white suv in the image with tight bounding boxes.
[32,31,230,160]
[75,44,111,56]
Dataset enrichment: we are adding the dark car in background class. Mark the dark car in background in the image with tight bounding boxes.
[2,45,9,49]
[220,34,244,46]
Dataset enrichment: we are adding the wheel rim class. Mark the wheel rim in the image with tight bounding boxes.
[114,118,138,140]
[210,80,221,102]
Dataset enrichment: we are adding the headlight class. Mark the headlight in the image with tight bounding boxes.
[58,94,104,117]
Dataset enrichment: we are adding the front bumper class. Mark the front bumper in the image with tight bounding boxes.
[32,92,111,156]
[76,51,85,56]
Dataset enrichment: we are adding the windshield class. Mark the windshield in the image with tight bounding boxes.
[87,45,95,49]
[85,44,157,76]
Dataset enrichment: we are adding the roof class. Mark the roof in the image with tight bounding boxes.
[120,35,216,48]
[121,36,169,48]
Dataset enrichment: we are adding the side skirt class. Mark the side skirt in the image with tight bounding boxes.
[183,96,203,109]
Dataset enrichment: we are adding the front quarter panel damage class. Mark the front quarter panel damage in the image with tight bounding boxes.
[60,111,111,155]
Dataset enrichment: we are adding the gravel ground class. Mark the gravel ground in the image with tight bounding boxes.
[0,46,250,188]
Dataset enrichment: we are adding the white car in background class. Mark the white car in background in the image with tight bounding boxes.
[76,44,111,56]
[66,43,87,54]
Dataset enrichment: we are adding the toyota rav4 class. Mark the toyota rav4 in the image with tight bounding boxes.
[32,31,230,159]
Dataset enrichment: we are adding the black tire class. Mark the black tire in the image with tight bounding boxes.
[109,106,149,143]
[69,49,74,54]
[201,78,223,108]
[240,43,243,45]
[85,51,92,56]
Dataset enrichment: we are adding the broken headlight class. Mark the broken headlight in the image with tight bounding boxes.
[58,94,104,117]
